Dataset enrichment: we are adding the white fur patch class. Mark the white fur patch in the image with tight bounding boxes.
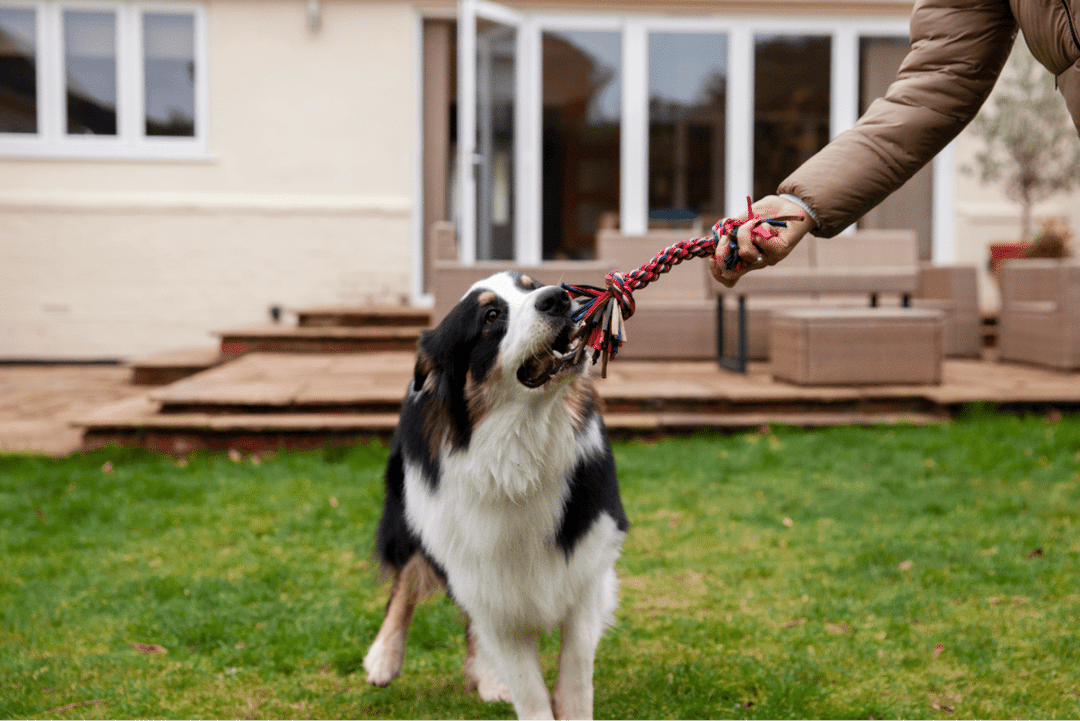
[363,630,405,686]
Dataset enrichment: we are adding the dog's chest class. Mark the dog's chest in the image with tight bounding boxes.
[403,400,587,598]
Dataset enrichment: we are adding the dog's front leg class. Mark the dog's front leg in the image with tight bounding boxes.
[474,622,553,720]
[553,569,618,720]
[552,613,600,720]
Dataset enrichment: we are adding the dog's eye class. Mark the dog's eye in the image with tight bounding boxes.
[484,308,500,323]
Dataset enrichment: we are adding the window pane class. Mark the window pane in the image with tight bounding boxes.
[474,19,515,261]
[859,35,932,259]
[753,34,830,199]
[144,12,195,137]
[0,6,36,133]
[541,30,620,259]
[648,32,727,227]
[64,10,117,135]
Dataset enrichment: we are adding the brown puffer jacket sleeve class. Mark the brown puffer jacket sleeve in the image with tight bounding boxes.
[777,0,1018,237]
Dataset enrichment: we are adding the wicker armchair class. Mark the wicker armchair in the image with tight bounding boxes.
[998,259,1080,370]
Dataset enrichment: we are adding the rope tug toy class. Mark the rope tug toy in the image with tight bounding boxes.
[562,196,800,378]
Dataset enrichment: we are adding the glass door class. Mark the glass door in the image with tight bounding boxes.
[458,0,523,263]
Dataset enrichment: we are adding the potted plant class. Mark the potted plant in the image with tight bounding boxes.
[1023,216,1073,259]
[964,38,1080,279]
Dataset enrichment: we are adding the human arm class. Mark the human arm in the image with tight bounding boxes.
[779,0,1018,238]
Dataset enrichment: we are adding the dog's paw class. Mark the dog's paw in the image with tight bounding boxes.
[464,654,512,703]
[363,632,405,686]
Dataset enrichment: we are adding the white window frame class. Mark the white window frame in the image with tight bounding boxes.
[0,0,209,159]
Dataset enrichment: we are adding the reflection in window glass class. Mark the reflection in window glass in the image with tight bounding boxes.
[475,20,516,261]
[648,32,727,228]
[64,10,117,135]
[542,30,620,259]
[144,13,195,137]
[0,7,37,133]
[753,34,830,199]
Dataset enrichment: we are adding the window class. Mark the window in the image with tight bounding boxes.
[0,5,37,133]
[542,30,621,258]
[648,32,727,227]
[753,34,831,200]
[0,1,206,158]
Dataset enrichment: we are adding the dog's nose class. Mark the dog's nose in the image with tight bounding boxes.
[535,287,571,317]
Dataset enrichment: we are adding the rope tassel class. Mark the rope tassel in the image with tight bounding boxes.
[562,196,795,377]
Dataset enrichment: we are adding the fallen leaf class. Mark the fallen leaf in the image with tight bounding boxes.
[235,642,245,649]
[933,643,945,660]
[782,517,794,527]
[930,702,954,712]
[899,560,914,571]
[825,621,854,635]
[34,508,45,523]
[781,617,808,629]
[318,664,331,675]
[42,700,107,716]
[131,643,167,654]
[1028,548,1045,558]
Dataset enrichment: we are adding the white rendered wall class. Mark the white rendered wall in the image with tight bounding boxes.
[0,0,417,360]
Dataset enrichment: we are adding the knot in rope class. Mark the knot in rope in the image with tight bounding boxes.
[604,270,636,320]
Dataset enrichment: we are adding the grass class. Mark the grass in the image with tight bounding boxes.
[2,407,1079,719]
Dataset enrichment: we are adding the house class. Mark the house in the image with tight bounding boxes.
[1,0,1077,360]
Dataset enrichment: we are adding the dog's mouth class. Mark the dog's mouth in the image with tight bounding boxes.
[515,323,583,389]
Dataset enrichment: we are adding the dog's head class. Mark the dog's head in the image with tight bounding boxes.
[419,270,585,392]
[406,271,592,453]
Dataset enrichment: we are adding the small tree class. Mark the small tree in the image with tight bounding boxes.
[965,38,1080,240]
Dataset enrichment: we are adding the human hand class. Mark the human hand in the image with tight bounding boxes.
[708,195,817,288]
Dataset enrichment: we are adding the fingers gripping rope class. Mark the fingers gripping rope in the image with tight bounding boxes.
[562,196,794,377]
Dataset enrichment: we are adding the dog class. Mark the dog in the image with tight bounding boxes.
[362,270,629,720]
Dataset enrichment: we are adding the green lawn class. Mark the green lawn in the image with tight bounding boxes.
[2,408,1079,719]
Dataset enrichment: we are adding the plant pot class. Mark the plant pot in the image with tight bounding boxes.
[989,242,1028,282]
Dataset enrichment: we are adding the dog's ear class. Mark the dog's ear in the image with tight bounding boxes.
[412,342,435,394]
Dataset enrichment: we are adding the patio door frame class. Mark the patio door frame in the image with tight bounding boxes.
[447,5,941,276]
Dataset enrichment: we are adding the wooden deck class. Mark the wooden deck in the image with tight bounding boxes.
[78,349,1080,453]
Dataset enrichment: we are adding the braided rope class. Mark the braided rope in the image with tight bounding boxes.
[562,196,791,377]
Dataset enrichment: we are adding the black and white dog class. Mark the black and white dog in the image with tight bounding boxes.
[362,271,629,719]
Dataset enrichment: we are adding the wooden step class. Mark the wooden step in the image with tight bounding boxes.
[217,325,423,358]
[297,305,431,328]
[79,396,945,454]
[128,346,225,386]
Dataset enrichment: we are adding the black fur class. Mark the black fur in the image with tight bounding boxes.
[373,433,421,568]
[399,289,508,491]
[373,431,449,585]
[554,421,629,557]
[509,271,542,293]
